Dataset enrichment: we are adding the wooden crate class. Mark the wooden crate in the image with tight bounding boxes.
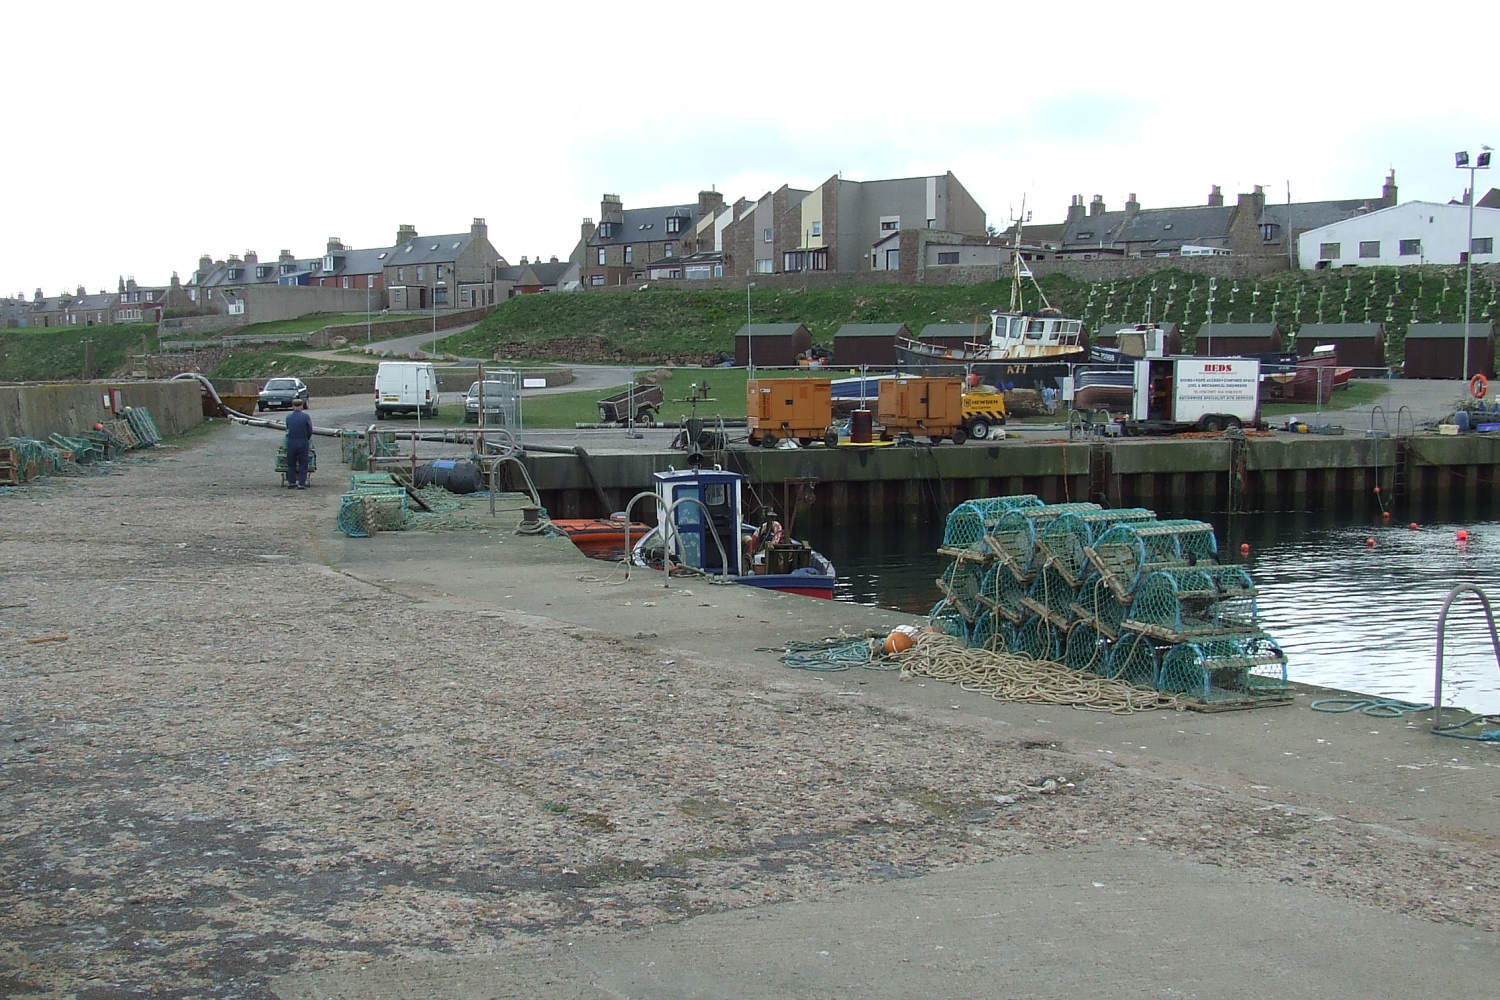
[0,445,18,486]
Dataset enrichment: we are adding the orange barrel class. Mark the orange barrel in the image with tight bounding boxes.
[851,409,873,443]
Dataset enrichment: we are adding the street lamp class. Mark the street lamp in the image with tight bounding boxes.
[1456,146,1492,381]
[430,278,437,357]
[746,281,756,374]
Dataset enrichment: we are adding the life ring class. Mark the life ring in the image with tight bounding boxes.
[1470,373,1488,399]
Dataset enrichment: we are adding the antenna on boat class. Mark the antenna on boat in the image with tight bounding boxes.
[1009,195,1055,314]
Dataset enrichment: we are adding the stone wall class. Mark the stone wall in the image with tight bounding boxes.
[0,379,202,441]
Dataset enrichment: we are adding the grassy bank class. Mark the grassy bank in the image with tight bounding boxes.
[0,324,158,381]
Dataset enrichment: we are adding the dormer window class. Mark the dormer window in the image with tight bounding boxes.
[323,256,335,271]
[666,216,683,234]
[256,266,269,279]
[280,264,294,274]
[1076,232,1092,241]
[598,221,617,238]
[226,268,241,280]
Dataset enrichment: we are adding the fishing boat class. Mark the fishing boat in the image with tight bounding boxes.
[1261,345,1348,404]
[630,467,836,599]
[1071,323,1179,411]
[893,223,1086,389]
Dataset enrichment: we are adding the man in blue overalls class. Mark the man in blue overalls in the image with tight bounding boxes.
[284,398,312,489]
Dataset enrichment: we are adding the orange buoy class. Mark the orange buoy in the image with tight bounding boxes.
[1373,486,1381,494]
[1409,522,1419,531]
[1365,537,1375,548]
[883,626,919,655]
[1457,529,1470,542]
[1382,511,1390,520]
[1239,543,1250,556]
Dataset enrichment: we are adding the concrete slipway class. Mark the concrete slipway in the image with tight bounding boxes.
[283,497,1500,998]
[2,418,1497,999]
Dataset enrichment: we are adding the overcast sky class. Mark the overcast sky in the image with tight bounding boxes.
[5,1,1495,298]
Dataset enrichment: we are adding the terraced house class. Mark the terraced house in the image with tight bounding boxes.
[26,286,117,327]
[579,171,987,286]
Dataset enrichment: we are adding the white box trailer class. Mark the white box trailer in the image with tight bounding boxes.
[1125,356,1261,433]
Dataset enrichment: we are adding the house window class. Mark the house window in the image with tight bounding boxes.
[590,274,605,286]
[669,269,681,278]
[783,251,804,272]
[257,266,269,278]
[666,216,683,234]
[714,264,723,277]
[880,215,900,232]
[1474,237,1494,255]
[927,218,936,229]
[397,267,405,281]
[763,228,772,243]
[937,251,960,264]
[342,278,349,288]
[226,268,240,280]
[597,248,606,266]
[1319,242,1341,260]
[665,243,673,257]
[1398,238,1422,256]
[323,256,334,271]
[1260,223,1281,242]
[1359,241,1380,258]
[598,221,616,238]
[624,245,633,263]
[755,258,773,273]
[367,275,375,288]
[417,267,424,280]
[811,221,822,237]
[437,264,444,278]
[228,301,245,315]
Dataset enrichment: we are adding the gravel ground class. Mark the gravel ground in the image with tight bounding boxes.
[1,421,1497,998]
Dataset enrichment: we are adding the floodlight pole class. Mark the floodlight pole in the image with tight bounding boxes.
[746,281,756,375]
[1457,147,1491,382]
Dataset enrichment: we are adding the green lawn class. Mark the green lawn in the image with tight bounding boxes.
[230,312,424,338]
[208,351,379,379]
[0,323,158,381]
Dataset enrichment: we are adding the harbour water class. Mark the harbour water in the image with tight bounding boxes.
[814,510,1500,715]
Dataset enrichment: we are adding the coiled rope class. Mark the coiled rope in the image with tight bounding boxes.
[893,632,1182,714]
[1310,697,1432,718]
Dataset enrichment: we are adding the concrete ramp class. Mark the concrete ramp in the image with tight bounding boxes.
[273,844,1500,999]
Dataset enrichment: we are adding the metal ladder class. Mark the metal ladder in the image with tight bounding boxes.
[1432,585,1500,734]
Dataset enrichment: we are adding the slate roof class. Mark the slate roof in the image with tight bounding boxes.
[1260,199,1379,232]
[33,292,117,311]
[590,204,698,247]
[1405,322,1496,339]
[1294,323,1383,340]
[919,322,987,340]
[735,323,807,338]
[388,232,474,267]
[336,247,395,276]
[1195,322,1281,338]
[833,323,910,338]
[524,262,574,285]
[1065,205,1235,254]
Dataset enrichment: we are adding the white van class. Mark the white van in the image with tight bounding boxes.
[374,361,440,419]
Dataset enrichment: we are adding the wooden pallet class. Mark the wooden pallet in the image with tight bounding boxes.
[0,445,17,486]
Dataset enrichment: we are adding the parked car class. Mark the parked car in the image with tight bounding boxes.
[258,377,310,411]
[464,380,513,424]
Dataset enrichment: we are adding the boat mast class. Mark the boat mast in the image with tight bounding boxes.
[1008,197,1055,314]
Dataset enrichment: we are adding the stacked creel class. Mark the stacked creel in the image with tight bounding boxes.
[930,495,1288,705]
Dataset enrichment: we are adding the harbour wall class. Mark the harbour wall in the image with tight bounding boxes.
[517,434,1500,522]
[0,380,203,440]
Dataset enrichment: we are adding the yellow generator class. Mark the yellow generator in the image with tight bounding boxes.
[747,378,836,448]
[876,377,967,444]
[960,387,1007,440]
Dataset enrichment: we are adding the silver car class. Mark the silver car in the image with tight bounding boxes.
[464,380,511,424]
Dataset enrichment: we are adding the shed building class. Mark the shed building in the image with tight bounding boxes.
[1293,323,1387,372]
[1193,322,1285,356]
[1094,321,1181,357]
[734,323,812,368]
[832,323,908,367]
[1401,322,1496,380]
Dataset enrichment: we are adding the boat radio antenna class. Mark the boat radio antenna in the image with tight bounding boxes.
[1008,196,1054,314]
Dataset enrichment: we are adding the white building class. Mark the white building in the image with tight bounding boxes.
[1297,200,1499,269]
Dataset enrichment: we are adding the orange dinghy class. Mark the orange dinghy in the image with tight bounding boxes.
[552,516,651,558]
